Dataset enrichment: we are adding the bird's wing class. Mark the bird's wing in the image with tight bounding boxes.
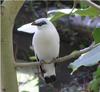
[35,54,46,74]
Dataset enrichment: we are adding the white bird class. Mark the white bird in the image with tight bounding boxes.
[17,18,60,83]
[32,18,60,83]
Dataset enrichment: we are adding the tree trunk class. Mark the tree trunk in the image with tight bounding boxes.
[1,1,24,92]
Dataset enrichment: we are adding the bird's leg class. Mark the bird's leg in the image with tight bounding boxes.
[40,60,46,73]
[52,58,57,61]
[52,58,57,67]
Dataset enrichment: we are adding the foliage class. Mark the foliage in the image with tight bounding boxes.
[51,12,68,22]
[69,45,100,74]
[80,1,89,9]
[29,56,37,61]
[89,67,100,92]
[49,9,77,22]
[49,7,100,22]
[93,28,100,44]
[74,7,100,17]
[69,27,100,91]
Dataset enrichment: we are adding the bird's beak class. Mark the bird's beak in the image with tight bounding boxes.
[31,22,37,26]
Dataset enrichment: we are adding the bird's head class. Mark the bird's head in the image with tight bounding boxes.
[31,18,50,27]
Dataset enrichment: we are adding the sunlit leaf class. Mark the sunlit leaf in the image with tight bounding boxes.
[48,8,77,15]
[80,2,89,9]
[48,9,77,22]
[69,45,100,74]
[29,56,37,61]
[93,28,100,44]
[17,72,39,92]
[74,7,100,17]
[50,12,68,22]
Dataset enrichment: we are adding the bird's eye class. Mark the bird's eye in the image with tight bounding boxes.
[32,21,47,26]
[39,21,47,26]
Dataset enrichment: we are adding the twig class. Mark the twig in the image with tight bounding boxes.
[14,42,100,67]
[83,0,100,11]
[14,60,40,67]
[70,0,77,15]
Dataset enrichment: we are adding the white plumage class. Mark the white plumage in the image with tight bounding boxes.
[33,18,59,61]
[32,18,60,83]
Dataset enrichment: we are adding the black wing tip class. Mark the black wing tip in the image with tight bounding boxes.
[44,75,56,84]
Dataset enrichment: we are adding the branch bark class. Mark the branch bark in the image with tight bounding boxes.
[1,1,24,92]
[15,42,100,67]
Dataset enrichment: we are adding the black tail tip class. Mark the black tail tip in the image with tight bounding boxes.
[44,75,56,84]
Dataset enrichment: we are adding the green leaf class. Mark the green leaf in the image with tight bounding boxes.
[80,2,89,9]
[95,67,100,78]
[48,9,77,22]
[69,45,100,74]
[89,78,100,92]
[89,67,100,92]
[74,7,100,17]
[29,56,37,61]
[50,12,68,22]
[93,28,100,44]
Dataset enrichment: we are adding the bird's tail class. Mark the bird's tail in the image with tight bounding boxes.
[41,63,56,83]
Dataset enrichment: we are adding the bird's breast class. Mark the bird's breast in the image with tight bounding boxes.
[32,30,59,61]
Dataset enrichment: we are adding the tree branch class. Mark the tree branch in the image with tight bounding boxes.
[14,42,100,67]
[83,0,100,11]
[1,1,24,92]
